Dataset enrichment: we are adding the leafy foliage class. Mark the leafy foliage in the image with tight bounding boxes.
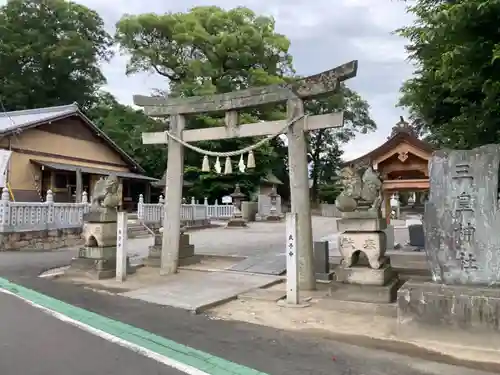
[0,0,113,111]
[397,0,500,148]
[306,85,376,202]
[86,92,167,178]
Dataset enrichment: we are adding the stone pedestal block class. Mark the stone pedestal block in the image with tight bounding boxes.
[226,217,248,228]
[145,232,199,267]
[328,278,400,304]
[68,256,134,280]
[82,222,117,248]
[336,261,393,286]
[397,280,500,348]
[340,211,381,220]
[339,231,386,269]
[83,209,117,223]
[78,246,116,260]
[337,218,387,232]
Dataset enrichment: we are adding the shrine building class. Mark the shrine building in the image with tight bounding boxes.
[344,117,434,223]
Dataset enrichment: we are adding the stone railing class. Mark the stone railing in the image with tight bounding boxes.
[136,195,234,225]
[0,188,91,233]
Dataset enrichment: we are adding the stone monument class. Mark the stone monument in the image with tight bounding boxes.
[68,174,132,279]
[226,184,248,228]
[398,145,500,341]
[145,224,200,267]
[331,165,399,303]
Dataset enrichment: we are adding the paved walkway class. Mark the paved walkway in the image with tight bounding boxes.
[128,217,410,268]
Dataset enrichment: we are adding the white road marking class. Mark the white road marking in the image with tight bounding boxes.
[0,288,210,375]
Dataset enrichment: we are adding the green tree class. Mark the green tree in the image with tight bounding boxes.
[0,0,113,111]
[397,0,500,148]
[115,6,293,200]
[306,85,376,203]
[86,92,167,178]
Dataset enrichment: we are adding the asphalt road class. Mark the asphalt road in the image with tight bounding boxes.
[0,249,498,375]
[0,291,183,375]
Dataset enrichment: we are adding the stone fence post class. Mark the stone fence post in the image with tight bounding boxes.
[137,194,144,220]
[0,187,10,232]
[46,190,54,229]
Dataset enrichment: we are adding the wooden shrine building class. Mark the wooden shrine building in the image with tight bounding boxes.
[345,117,434,223]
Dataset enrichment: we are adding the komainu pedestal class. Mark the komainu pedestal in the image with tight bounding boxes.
[331,213,399,303]
[329,165,399,303]
[397,145,500,342]
[67,175,133,279]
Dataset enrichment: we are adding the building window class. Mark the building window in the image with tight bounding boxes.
[54,173,67,189]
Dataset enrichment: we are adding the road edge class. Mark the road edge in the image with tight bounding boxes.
[0,277,267,375]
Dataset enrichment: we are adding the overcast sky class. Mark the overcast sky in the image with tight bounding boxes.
[10,0,417,161]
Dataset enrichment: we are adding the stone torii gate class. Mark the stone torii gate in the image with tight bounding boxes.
[135,60,358,291]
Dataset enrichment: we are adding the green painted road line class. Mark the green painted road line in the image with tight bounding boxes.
[0,277,268,375]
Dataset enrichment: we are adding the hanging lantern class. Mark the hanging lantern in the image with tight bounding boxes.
[238,154,246,173]
[224,156,232,174]
[214,157,222,174]
[247,150,255,169]
[201,155,210,172]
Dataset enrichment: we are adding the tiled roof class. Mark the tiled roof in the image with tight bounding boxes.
[0,104,78,134]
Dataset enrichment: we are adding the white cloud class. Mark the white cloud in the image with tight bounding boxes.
[80,0,415,160]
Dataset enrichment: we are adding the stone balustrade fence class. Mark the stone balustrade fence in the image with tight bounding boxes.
[0,189,236,233]
[0,188,91,233]
[137,195,234,224]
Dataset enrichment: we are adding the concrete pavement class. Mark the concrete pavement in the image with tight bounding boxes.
[0,220,494,375]
[0,263,497,374]
[0,291,185,375]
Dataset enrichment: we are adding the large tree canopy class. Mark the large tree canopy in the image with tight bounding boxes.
[116,6,376,199]
[0,0,113,111]
[115,6,294,199]
[398,0,500,148]
[0,2,376,198]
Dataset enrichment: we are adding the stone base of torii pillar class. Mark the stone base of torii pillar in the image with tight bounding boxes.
[145,225,201,267]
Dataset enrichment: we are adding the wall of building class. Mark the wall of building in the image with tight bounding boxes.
[1,117,133,201]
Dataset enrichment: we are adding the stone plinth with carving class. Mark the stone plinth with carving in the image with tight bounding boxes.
[397,145,500,343]
[67,175,133,279]
[145,226,200,267]
[330,212,399,303]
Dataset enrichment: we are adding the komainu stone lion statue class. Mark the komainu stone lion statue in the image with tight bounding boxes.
[335,165,383,213]
[91,174,120,210]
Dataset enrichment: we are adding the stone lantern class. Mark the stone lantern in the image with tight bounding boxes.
[267,185,282,221]
[226,183,247,228]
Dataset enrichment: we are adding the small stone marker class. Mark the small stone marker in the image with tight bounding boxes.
[116,211,128,282]
[313,241,333,281]
[408,224,424,249]
[285,212,299,304]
